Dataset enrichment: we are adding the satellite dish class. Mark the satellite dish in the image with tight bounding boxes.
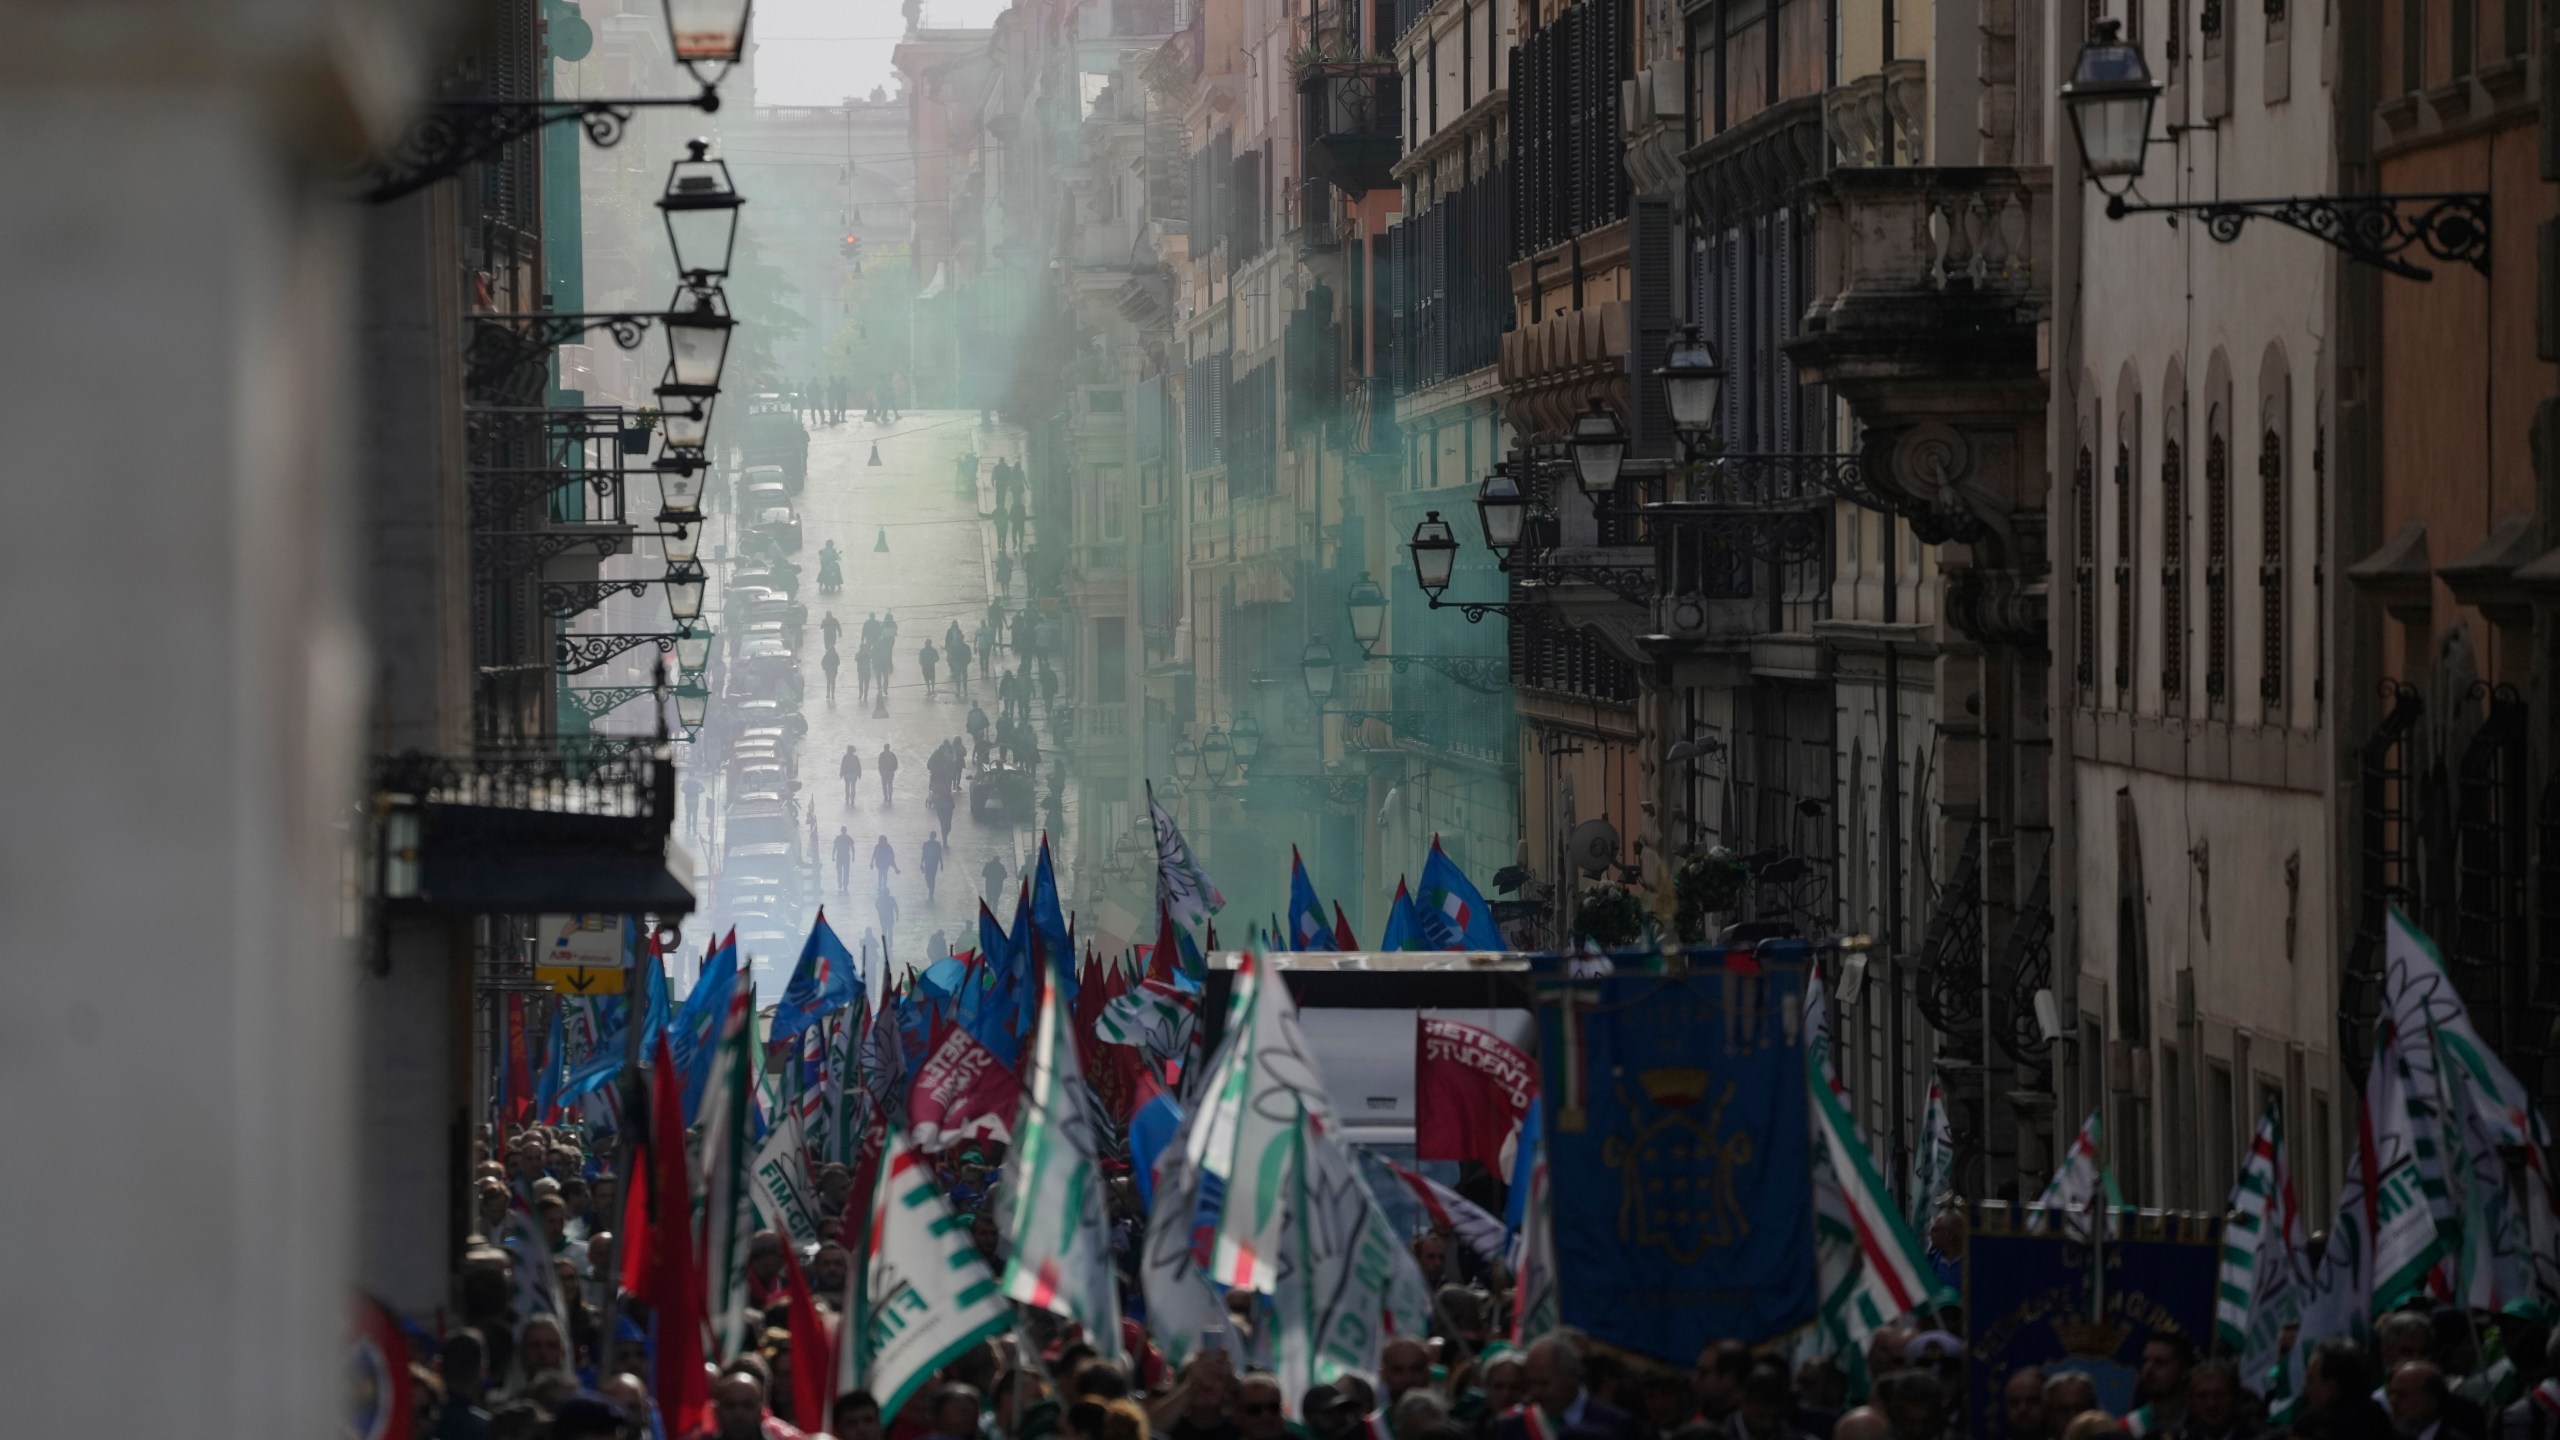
[1568,819,1620,878]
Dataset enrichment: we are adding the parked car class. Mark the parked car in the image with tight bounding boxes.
[968,763,1036,822]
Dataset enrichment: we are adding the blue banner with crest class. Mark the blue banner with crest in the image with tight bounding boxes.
[1961,1209,2220,1429]
[1534,949,1816,1360]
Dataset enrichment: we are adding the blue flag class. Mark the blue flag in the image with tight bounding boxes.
[1504,1095,1543,1235]
[967,902,1025,1071]
[1008,881,1038,1043]
[772,910,860,1047]
[1417,837,1505,950]
[893,989,933,1094]
[920,953,967,999]
[1378,876,1425,952]
[675,933,740,1123]
[1288,847,1338,952]
[1031,838,1076,1005]
[1128,1086,1183,1210]
[1535,956,1815,1352]
[556,927,672,1108]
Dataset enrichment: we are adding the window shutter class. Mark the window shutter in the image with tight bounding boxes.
[1625,195,1676,460]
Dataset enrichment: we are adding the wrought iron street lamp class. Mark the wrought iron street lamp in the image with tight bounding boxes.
[660,518,704,564]
[1345,574,1387,656]
[657,463,706,524]
[658,391,717,453]
[675,629,713,672]
[1473,470,1527,559]
[1410,511,1461,599]
[1232,710,1262,764]
[1568,399,1627,500]
[1302,638,1340,705]
[666,0,756,87]
[660,286,736,399]
[2059,22,2156,184]
[1173,737,1199,783]
[1200,727,1234,782]
[2061,20,2486,280]
[676,680,711,729]
[1656,326,1726,442]
[659,140,745,283]
[663,560,708,625]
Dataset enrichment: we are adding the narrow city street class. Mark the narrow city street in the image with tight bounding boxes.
[698,407,1071,995]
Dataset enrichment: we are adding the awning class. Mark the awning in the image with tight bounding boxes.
[414,807,696,915]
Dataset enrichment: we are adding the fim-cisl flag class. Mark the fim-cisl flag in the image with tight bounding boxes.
[841,1125,1012,1418]
[1272,1108,1432,1399]
[2036,1109,2121,1240]
[1536,954,1816,1358]
[1415,1017,1537,1175]
[696,984,762,1361]
[1910,1069,1955,1230]
[750,1099,826,1250]
[1000,968,1122,1358]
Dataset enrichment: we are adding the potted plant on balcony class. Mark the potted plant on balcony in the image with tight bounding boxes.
[1671,844,1751,942]
[1573,878,1650,951]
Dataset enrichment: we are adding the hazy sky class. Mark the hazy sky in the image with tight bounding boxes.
[751,0,1013,106]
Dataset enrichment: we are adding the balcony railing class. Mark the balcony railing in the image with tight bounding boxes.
[371,738,689,914]
[1299,61,1401,196]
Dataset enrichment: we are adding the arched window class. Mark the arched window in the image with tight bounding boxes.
[2116,437,2136,701]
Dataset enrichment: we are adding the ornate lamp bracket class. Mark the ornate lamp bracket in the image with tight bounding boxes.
[363,89,720,203]
[540,578,654,620]
[556,633,679,675]
[2104,190,2489,281]
[1381,654,1511,692]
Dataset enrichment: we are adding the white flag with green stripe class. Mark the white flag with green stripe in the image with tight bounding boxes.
[1000,970,1122,1357]
[1804,977,1946,1382]
[696,989,762,1361]
[843,1125,1013,1418]
[2215,1099,2305,1383]
[1189,952,1339,1293]
[2038,1110,2121,1240]
[2384,907,2560,1309]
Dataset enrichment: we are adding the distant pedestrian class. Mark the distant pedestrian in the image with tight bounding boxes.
[875,526,889,553]
[920,833,944,899]
[833,827,855,894]
[948,635,971,689]
[981,854,1007,900]
[840,745,862,807]
[871,834,899,891]
[995,551,1012,592]
[821,646,840,703]
[878,743,900,803]
[821,612,842,650]
[919,642,939,697]
[930,787,956,838]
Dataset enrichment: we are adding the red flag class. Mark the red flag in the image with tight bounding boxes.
[1332,902,1359,951]
[1415,1017,1538,1174]
[780,1244,833,1433]
[906,1025,1021,1149]
[638,1035,709,1435]
[351,1295,416,1440]
[501,994,534,1125]
[1145,901,1179,985]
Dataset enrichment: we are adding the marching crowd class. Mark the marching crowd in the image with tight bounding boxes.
[404,1117,2560,1440]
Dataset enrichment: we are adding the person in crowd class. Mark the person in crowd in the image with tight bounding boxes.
[1394,1392,1454,1440]
[2498,1328,2560,1440]
[436,1330,494,1440]
[2391,1361,2485,1440]
[834,1392,884,1440]
[2056,1414,2118,1440]
[836,827,857,895]
[2304,1339,2395,1440]
[2042,1373,2099,1426]
[920,831,944,900]
[1999,1367,2051,1440]
[1726,1361,1818,1440]
[1695,1342,1751,1428]
[1832,1409,1888,1440]
[1491,1334,1647,1440]
[1230,1375,1286,1440]
[879,743,900,803]
[2179,1360,2247,1440]
[841,746,863,808]
[1382,1339,1436,1411]
[2115,1336,2195,1438]
[1870,1371,1944,1440]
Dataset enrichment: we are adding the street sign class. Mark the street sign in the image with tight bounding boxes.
[538,914,629,995]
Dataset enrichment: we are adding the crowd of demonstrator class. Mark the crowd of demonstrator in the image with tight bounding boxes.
[405,1125,2560,1440]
